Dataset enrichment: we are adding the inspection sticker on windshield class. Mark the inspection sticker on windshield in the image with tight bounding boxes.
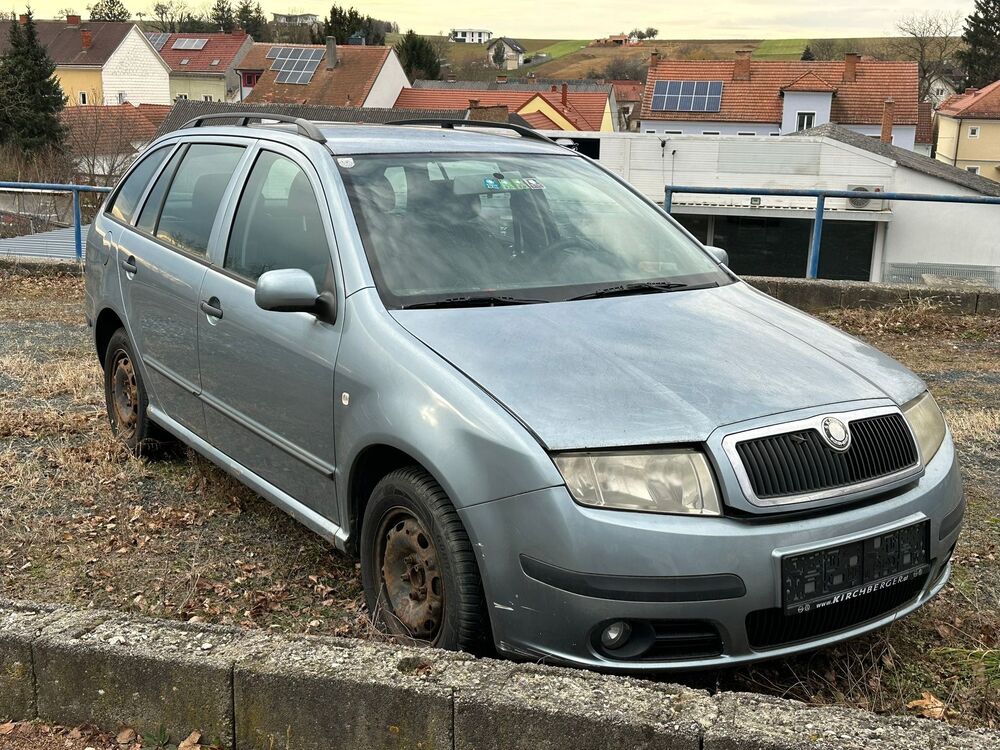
[337,157,355,169]
[524,177,544,189]
[483,177,502,190]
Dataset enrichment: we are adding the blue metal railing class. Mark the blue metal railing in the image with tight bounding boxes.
[0,181,112,261]
[663,186,1000,279]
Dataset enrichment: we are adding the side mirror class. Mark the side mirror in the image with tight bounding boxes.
[705,245,729,266]
[255,268,327,317]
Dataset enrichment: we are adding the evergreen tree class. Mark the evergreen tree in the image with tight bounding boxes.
[800,45,816,61]
[0,11,66,152]
[959,0,1000,87]
[88,0,130,21]
[210,0,235,32]
[491,40,505,68]
[235,0,267,39]
[319,4,387,45]
[394,29,439,80]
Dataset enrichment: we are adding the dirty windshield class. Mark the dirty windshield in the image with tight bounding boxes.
[339,152,729,308]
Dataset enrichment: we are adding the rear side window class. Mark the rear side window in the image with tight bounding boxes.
[154,143,245,256]
[105,146,170,224]
[224,151,331,287]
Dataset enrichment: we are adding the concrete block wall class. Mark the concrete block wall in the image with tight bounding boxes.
[2,600,997,750]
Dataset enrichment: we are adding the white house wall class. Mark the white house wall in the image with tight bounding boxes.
[780,91,833,132]
[639,121,778,136]
[850,125,917,151]
[101,28,171,105]
[363,50,410,108]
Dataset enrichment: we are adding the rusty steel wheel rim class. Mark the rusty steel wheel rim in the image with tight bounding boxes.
[378,509,444,644]
[110,350,139,439]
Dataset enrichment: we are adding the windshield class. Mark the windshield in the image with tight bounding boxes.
[339,152,730,308]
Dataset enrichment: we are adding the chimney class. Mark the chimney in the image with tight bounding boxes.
[843,52,860,83]
[496,74,507,84]
[66,13,81,26]
[445,72,456,82]
[965,87,978,95]
[469,98,480,108]
[649,50,659,68]
[734,49,751,81]
[561,82,568,106]
[880,97,895,143]
[325,36,338,69]
[18,13,28,25]
[81,29,92,49]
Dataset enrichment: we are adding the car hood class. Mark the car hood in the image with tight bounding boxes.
[390,281,925,450]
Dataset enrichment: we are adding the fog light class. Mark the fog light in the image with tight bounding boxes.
[600,620,632,650]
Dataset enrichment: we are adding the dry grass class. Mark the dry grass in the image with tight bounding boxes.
[1,266,999,729]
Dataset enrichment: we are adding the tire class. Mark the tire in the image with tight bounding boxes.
[360,466,488,652]
[103,328,171,456]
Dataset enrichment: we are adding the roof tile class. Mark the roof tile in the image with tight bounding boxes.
[937,79,1000,120]
[394,87,608,130]
[154,31,251,73]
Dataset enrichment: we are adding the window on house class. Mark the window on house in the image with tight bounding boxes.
[968,126,980,138]
[769,132,780,136]
[242,71,261,87]
[664,130,683,135]
[176,93,188,100]
[644,129,656,134]
[737,131,755,136]
[117,92,127,104]
[796,112,815,131]
[203,95,213,101]
[702,131,720,135]
[78,91,88,105]
[966,166,981,175]
[934,87,944,96]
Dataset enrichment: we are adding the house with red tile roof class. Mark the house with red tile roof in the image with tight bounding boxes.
[147,30,254,103]
[0,14,171,106]
[236,38,409,107]
[611,80,644,130]
[639,51,922,150]
[61,103,172,183]
[935,80,1000,181]
[394,82,616,131]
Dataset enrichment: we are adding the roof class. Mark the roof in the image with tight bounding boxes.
[520,111,561,130]
[612,80,644,102]
[642,59,919,125]
[793,123,1000,197]
[487,37,525,53]
[937,79,1000,120]
[781,71,837,93]
[0,20,132,66]
[395,87,610,130]
[916,101,933,145]
[415,78,613,94]
[63,103,171,154]
[237,42,392,106]
[155,100,474,138]
[152,31,251,74]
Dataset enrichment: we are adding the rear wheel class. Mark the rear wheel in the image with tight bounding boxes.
[103,328,171,456]
[360,467,487,651]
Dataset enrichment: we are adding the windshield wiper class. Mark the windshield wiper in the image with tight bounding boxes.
[567,280,717,301]
[400,295,549,310]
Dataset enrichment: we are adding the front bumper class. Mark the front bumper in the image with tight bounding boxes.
[460,436,963,671]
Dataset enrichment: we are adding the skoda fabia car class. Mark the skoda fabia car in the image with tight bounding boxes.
[84,114,964,670]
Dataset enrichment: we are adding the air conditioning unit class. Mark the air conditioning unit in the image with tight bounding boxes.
[846,184,886,210]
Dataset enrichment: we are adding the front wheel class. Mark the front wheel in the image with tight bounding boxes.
[360,467,487,651]
[103,328,170,456]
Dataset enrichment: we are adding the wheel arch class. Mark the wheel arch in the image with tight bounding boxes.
[95,307,125,369]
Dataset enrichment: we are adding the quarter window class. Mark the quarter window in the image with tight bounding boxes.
[105,146,171,224]
[225,151,331,287]
[154,144,245,256]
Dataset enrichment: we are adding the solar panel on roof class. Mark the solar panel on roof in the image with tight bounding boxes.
[172,38,208,50]
[269,47,324,84]
[651,80,723,112]
[146,32,170,50]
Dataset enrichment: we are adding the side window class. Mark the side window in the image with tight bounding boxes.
[155,143,245,256]
[105,146,170,224]
[135,146,186,235]
[225,151,331,287]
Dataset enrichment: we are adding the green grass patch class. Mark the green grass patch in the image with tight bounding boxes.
[528,39,590,60]
[753,38,807,59]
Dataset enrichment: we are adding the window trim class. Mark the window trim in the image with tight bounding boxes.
[78,91,88,105]
[968,125,980,139]
[966,165,980,175]
[795,111,816,132]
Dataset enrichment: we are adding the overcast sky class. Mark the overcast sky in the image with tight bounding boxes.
[24,0,973,38]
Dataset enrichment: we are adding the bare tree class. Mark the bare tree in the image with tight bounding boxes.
[888,12,964,101]
[65,100,142,187]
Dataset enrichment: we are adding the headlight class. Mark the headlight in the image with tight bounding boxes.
[902,391,946,464]
[553,450,721,516]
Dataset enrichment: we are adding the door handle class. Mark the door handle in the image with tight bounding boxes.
[120,256,137,274]
[200,298,223,319]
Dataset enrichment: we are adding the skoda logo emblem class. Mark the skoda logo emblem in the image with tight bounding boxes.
[821,417,851,451]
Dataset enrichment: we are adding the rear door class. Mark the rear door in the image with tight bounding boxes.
[117,139,249,433]
[197,143,342,522]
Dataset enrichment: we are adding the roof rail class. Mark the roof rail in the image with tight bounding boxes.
[388,118,557,145]
[179,112,327,143]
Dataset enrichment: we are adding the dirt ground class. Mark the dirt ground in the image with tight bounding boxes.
[0,720,207,750]
[1,263,997,729]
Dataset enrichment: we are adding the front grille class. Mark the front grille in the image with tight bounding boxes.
[745,573,927,650]
[644,620,724,661]
[735,413,918,500]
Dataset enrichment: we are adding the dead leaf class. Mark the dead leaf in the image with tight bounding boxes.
[906,691,952,720]
[178,729,201,750]
[0,722,16,736]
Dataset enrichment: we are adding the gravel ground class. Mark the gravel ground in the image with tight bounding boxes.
[1,264,997,729]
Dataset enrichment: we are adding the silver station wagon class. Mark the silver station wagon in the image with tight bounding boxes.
[84,114,964,670]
